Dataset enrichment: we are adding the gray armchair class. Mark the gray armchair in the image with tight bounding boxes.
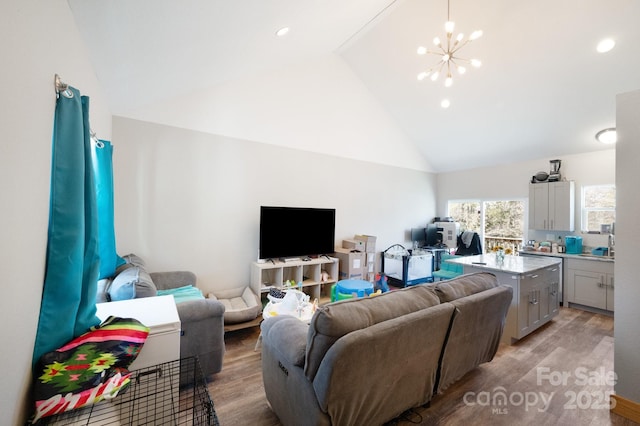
[150,271,226,377]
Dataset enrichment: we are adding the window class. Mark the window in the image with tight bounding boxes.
[448,199,525,254]
[448,201,480,233]
[582,185,616,232]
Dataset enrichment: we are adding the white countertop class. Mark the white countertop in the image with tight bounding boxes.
[519,250,614,263]
[447,254,562,274]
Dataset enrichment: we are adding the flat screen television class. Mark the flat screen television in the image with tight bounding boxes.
[259,206,336,260]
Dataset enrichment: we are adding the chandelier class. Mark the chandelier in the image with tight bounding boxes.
[417,0,482,87]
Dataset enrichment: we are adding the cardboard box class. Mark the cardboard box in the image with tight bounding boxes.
[354,234,377,252]
[342,239,365,252]
[364,251,378,273]
[334,248,366,280]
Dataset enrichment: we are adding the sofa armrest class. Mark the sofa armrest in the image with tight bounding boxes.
[150,271,196,290]
[175,298,226,377]
[176,298,225,323]
[261,316,308,367]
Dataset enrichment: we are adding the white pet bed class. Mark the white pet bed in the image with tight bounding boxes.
[208,286,261,324]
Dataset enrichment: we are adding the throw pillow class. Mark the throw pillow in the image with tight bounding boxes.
[96,278,112,303]
[108,266,157,301]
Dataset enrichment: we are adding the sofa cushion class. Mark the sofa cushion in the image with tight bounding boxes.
[108,265,157,301]
[434,272,498,302]
[305,284,441,380]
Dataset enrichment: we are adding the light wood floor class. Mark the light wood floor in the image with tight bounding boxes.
[207,307,638,425]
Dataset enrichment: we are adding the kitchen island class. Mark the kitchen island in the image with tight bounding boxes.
[447,254,562,344]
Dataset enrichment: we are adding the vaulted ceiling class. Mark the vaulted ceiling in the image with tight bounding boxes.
[67,0,640,172]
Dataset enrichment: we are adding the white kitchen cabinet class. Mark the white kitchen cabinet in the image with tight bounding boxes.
[449,254,561,344]
[517,264,560,337]
[565,258,614,312]
[529,181,575,231]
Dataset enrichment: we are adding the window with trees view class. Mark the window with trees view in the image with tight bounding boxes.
[448,200,525,254]
[582,185,616,232]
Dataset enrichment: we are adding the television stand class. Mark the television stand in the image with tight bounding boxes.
[251,257,339,302]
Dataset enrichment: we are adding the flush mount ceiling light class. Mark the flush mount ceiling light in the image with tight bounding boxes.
[595,128,617,144]
[417,0,482,87]
[596,38,615,53]
[275,27,290,37]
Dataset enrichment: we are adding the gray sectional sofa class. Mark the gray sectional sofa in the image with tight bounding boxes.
[260,272,512,426]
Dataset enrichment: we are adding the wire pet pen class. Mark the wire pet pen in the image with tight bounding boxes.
[38,357,219,426]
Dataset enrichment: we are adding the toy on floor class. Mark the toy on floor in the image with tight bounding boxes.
[375,273,389,293]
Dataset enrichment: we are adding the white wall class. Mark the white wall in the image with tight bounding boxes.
[436,150,616,248]
[614,89,640,403]
[121,54,433,173]
[0,1,111,424]
[112,117,436,294]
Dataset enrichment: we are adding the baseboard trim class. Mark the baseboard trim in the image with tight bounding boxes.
[611,394,640,423]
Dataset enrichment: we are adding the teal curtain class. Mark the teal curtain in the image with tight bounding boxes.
[32,87,110,366]
[92,139,125,279]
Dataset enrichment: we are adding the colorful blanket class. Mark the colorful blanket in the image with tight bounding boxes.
[31,316,150,422]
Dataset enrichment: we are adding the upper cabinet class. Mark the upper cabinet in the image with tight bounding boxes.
[529,181,575,231]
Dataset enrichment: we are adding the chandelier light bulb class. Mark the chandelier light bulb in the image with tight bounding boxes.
[471,59,482,67]
[442,53,451,62]
[433,37,441,47]
[431,71,440,81]
[456,33,464,42]
[445,21,455,34]
[417,72,428,81]
[417,46,427,55]
[441,99,451,108]
[469,30,483,40]
[458,66,466,74]
[445,76,453,87]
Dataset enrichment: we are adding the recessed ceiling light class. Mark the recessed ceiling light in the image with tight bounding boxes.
[275,27,290,37]
[441,99,451,109]
[596,38,615,53]
[595,128,616,144]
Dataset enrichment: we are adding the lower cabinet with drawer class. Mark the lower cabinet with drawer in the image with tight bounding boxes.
[565,258,614,313]
[518,265,561,338]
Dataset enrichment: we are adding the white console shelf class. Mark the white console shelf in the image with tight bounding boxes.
[251,257,339,301]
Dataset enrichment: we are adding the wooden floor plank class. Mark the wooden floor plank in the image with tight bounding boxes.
[207,307,638,425]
